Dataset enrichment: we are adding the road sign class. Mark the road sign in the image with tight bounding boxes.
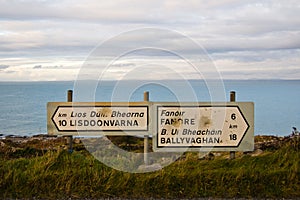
[47,102,149,136]
[47,101,254,151]
[153,102,254,152]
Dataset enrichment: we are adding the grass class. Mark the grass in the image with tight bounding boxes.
[0,136,299,199]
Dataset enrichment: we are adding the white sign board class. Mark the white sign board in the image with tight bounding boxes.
[153,102,254,152]
[47,101,254,151]
[47,102,149,136]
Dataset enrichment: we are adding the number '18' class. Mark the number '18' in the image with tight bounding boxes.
[229,134,237,140]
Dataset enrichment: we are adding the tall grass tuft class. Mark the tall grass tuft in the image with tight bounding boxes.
[0,137,299,199]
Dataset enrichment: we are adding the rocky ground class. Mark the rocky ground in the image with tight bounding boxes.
[0,133,299,159]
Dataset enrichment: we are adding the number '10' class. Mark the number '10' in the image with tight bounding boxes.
[59,120,67,126]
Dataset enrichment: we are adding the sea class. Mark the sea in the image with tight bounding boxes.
[0,80,299,137]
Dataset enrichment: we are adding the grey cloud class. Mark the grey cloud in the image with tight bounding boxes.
[33,65,42,69]
[0,65,10,69]
[4,70,15,74]
[212,49,300,63]
[1,0,299,57]
[0,0,164,23]
[44,65,61,69]
[0,0,299,81]
[111,63,136,67]
[2,0,296,28]
[33,65,64,69]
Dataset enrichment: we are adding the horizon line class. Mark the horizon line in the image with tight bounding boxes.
[0,78,300,83]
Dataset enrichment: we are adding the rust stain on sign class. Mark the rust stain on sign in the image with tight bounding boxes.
[199,116,212,128]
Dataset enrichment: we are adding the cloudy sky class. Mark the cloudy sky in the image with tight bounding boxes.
[0,0,299,81]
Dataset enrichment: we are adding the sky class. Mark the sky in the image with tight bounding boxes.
[0,0,299,81]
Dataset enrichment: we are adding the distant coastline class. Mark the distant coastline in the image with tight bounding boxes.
[1,78,300,83]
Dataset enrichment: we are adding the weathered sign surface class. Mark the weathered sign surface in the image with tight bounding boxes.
[47,102,149,136]
[153,102,254,152]
[47,101,254,151]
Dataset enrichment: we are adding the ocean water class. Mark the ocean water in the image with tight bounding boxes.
[0,80,299,136]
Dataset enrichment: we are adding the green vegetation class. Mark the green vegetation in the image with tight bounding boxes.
[0,136,299,199]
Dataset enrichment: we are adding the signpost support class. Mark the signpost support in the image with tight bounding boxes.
[230,91,236,159]
[67,90,73,153]
[48,90,253,154]
[144,91,149,165]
